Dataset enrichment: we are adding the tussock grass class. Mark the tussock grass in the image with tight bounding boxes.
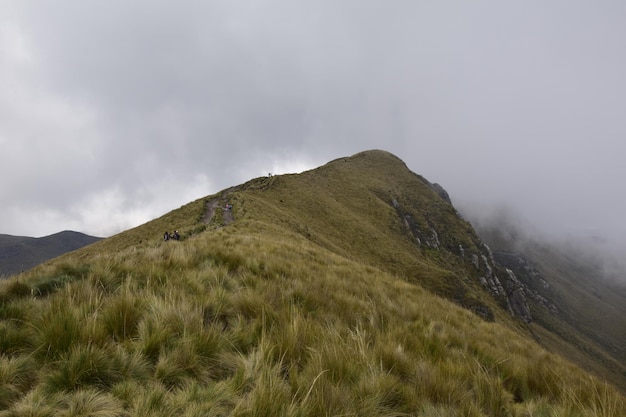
[100,290,145,342]
[33,297,83,359]
[1,228,623,415]
[0,356,38,409]
[0,151,623,415]
[0,320,35,357]
[57,389,126,417]
[0,388,61,417]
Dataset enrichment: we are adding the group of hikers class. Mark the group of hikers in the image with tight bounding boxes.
[163,230,180,241]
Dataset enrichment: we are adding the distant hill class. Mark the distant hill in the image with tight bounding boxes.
[0,150,623,415]
[0,231,102,277]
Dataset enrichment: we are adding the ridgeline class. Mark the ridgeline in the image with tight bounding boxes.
[0,150,623,416]
[0,231,101,278]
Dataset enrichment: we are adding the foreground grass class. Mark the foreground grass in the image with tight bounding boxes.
[1,222,623,416]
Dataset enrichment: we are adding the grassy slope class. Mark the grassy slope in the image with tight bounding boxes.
[476,222,626,392]
[0,150,624,416]
[238,150,626,392]
[235,151,501,316]
[518,243,626,392]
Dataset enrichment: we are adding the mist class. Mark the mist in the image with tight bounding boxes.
[1,1,624,251]
[457,201,626,284]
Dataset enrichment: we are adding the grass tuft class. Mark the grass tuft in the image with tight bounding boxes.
[99,290,145,341]
[0,355,39,409]
[57,389,126,417]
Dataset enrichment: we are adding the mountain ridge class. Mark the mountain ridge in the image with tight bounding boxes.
[0,230,102,278]
[0,149,623,415]
[200,149,626,388]
[66,149,626,388]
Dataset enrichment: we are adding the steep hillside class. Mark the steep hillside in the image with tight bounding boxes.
[474,225,626,393]
[232,151,516,321]
[0,150,623,416]
[0,231,102,278]
[231,150,626,391]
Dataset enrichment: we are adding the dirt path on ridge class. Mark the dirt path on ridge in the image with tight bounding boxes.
[203,190,235,226]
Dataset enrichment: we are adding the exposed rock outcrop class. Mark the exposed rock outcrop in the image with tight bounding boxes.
[494,250,558,314]
[502,268,533,323]
[393,199,441,250]
[428,182,452,205]
[469,244,533,323]
[392,195,535,323]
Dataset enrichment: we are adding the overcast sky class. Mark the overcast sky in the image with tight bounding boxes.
[1,1,625,253]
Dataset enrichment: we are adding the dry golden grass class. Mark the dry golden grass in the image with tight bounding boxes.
[0,150,623,415]
[0,223,623,416]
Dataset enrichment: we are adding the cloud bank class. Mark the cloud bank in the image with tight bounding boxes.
[1,1,624,249]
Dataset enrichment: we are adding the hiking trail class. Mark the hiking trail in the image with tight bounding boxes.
[203,190,235,226]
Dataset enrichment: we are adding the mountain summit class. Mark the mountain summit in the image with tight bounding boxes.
[0,150,624,415]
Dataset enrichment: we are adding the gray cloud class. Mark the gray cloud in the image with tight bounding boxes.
[1,1,625,248]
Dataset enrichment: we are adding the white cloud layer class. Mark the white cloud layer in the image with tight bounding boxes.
[0,1,624,253]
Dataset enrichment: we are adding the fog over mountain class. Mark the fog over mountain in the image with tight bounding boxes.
[458,202,626,283]
[1,1,624,256]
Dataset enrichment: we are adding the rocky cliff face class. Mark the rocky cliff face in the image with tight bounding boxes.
[468,243,534,323]
[462,233,572,325]
[494,250,558,315]
[391,184,536,324]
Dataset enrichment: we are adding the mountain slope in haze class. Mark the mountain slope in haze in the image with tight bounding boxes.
[0,150,623,416]
[0,231,102,277]
[471,221,626,392]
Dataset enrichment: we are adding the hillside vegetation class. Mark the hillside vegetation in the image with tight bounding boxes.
[472,216,626,390]
[0,150,623,416]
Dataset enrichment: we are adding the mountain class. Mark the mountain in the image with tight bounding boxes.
[0,150,623,415]
[470,222,626,392]
[0,231,102,278]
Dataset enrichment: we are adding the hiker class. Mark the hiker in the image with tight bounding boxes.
[164,231,170,241]
[173,230,180,240]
